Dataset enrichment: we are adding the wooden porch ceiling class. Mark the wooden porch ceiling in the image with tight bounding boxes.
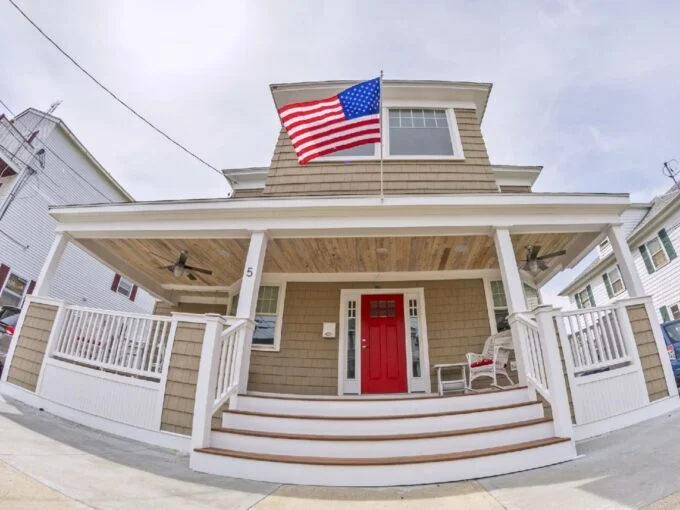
[95,233,589,289]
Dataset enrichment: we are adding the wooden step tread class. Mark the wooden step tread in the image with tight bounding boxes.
[240,386,528,402]
[225,400,539,421]
[213,417,552,441]
[195,437,571,466]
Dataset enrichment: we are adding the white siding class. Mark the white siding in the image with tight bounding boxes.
[571,206,680,323]
[597,206,649,259]
[0,113,154,313]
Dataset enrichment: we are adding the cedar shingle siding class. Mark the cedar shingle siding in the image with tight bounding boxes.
[249,279,491,395]
[7,302,57,392]
[160,321,206,435]
[263,108,498,197]
[627,304,670,402]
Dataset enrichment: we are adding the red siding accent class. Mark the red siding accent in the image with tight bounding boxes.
[129,285,138,302]
[26,280,36,295]
[111,273,121,292]
[0,264,9,289]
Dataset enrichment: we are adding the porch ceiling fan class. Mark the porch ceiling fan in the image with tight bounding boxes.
[519,245,566,274]
[152,250,213,281]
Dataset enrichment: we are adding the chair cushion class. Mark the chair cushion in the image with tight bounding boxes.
[470,359,493,368]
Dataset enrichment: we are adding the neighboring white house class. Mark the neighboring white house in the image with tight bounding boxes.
[0,108,155,312]
[560,185,680,322]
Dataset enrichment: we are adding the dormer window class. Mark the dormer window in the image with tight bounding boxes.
[317,106,464,161]
[388,109,454,156]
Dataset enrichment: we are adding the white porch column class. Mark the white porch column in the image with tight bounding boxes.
[33,233,70,297]
[607,224,645,298]
[493,228,530,389]
[234,231,268,391]
[493,228,526,315]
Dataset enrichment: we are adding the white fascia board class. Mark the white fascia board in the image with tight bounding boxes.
[49,193,630,239]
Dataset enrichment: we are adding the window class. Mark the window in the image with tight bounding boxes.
[523,284,541,310]
[603,266,625,298]
[230,285,284,349]
[646,237,670,269]
[576,286,594,309]
[408,298,422,377]
[346,300,357,379]
[671,304,680,320]
[116,278,133,297]
[388,109,455,156]
[0,273,28,307]
[490,280,510,332]
[111,274,136,301]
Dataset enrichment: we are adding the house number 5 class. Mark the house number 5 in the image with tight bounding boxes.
[246,267,253,277]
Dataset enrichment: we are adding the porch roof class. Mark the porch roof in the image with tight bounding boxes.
[47,192,630,304]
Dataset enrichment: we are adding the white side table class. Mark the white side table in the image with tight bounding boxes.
[433,363,468,396]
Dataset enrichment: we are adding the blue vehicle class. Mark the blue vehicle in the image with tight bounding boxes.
[661,319,680,385]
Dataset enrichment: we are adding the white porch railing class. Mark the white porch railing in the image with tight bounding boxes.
[513,313,550,401]
[212,319,251,415]
[52,306,173,380]
[558,305,630,376]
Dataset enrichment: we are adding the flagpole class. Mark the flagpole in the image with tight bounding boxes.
[379,70,384,203]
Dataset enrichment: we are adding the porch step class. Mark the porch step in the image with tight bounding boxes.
[236,386,530,417]
[191,437,576,486]
[210,417,555,457]
[222,400,545,435]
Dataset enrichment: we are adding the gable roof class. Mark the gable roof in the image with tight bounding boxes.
[559,184,680,296]
[16,108,134,202]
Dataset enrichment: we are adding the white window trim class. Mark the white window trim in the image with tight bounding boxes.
[577,288,592,308]
[484,278,509,334]
[314,101,466,163]
[645,236,671,270]
[0,271,29,307]
[245,281,286,352]
[114,276,133,298]
[337,288,430,395]
[607,267,625,296]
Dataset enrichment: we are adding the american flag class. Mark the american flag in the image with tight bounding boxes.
[278,78,381,165]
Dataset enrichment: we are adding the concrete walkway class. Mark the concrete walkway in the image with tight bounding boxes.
[0,394,679,509]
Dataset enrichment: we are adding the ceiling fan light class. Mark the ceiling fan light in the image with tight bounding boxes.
[173,265,184,278]
[528,259,539,275]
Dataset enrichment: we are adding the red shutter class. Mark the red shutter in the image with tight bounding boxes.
[111,273,121,291]
[0,264,9,289]
[129,285,138,302]
[26,280,36,295]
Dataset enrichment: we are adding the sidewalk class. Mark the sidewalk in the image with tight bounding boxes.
[0,392,679,509]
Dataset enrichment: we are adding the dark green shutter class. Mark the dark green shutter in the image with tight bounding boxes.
[639,244,655,274]
[660,306,671,323]
[658,228,677,261]
[586,285,596,307]
[602,272,614,298]
[575,293,582,309]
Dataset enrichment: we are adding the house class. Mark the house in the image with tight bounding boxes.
[0,108,154,313]
[1,80,678,487]
[560,185,680,322]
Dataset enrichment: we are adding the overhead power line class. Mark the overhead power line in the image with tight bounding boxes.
[7,0,223,177]
[0,98,114,202]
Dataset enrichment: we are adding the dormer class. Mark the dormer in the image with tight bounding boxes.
[263,80,498,197]
[492,165,542,193]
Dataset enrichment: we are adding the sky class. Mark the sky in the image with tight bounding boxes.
[1,0,679,306]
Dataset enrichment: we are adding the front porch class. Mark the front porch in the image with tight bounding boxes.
[2,192,679,485]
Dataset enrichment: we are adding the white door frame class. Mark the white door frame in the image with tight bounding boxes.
[337,287,431,396]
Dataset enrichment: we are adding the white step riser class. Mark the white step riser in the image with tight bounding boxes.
[236,390,530,417]
[190,440,577,487]
[210,421,555,458]
[222,403,544,435]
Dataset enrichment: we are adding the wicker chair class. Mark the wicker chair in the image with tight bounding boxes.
[466,331,515,389]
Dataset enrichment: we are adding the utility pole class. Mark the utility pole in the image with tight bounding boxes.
[0,101,62,222]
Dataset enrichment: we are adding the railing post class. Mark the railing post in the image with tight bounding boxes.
[534,305,573,438]
[508,314,533,396]
[191,314,223,450]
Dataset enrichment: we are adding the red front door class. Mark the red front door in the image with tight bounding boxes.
[361,294,407,394]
